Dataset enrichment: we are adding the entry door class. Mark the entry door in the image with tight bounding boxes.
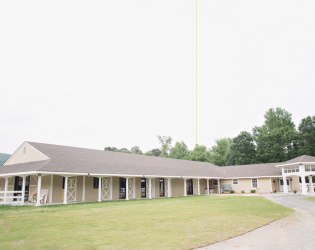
[287,179,291,191]
[14,176,30,201]
[160,178,165,197]
[67,177,77,202]
[279,179,291,192]
[119,178,126,199]
[187,179,193,195]
[141,178,146,198]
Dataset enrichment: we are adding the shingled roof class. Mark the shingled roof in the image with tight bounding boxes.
[0,142,223,178]
[276,155,315,166]
[219,162,282,178]
[1,142,315,178]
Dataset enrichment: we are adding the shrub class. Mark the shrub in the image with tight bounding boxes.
[241,190,245,193]
[250,189,256,193]
[230,190,235,194]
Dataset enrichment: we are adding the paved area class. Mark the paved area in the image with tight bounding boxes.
[200,194,315,250]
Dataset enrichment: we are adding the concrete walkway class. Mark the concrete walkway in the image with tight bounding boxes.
[200,194,315,250]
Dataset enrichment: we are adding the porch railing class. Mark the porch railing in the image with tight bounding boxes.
[0,191,23,205]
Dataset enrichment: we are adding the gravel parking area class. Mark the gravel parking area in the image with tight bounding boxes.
[200,194,315,250]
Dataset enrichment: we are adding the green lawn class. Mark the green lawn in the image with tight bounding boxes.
[303,197,315,202]
[0,196,293,250]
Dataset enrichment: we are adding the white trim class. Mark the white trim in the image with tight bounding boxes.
[0,171,224,179]
[50,175,53,203]
[223,176,282,179]
[36,175,42,206]
[1,141,25,166]
[3,142,50,166]
[25,142,51,159]
[82,176,85,202]
[275,162,315,167]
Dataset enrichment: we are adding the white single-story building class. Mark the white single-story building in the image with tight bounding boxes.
[0,141,314,206]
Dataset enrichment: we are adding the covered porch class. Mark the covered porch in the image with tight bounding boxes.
[0,172,223,206]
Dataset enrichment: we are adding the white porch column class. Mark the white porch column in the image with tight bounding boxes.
[21,176,26,205]
[184,179,187,196]
[309,176,314,193]
[63,176,68,204]
[82,176,85,202]
[50,175,53,203]
[301,175,307,194]
[168,178,171,197]
[283,176,288,193]
[4,177,8,203]
[133,177,136,198]
[98,177,102,202]
[218,179,221,194]
[149,178,152,199]
[110,176,113,200]
[126,178,129,200]
[198,179,200,195]
[36,174,42,206]
[207,179,210,195]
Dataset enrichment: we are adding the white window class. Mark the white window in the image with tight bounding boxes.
[212,179,218,186]
[232,179,238,185]
[23,147,26,154]
[305,165,311,172]
[252,178,258,188]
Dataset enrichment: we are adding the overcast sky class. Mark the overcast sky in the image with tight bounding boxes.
[1,1,315,154]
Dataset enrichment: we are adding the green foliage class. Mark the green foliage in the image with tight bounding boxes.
[241,190,245,193]
[104,147,120,152]
[120,148,131,153]
[230,190,235,194]
[131,146,143,155]
[169,141,190,160]
[251,189,256,193]
[0,153,11,166]
[208,138,232,166]
[297,116,315,156]
[103,109,315,165]
[157,135,172,158]
[104,147,131,153]
[227,131,257,165]
[253,108,297,163]
[149,148,162,157]
[189,144,211,162]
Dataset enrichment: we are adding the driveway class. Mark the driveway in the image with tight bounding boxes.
[200,194,315,250]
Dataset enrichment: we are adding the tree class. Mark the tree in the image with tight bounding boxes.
[189,144,211,162]
[157,135,172,158]
[169,141,190,160]
[227,131,257,165]
[297,116,315,156]
[253,108,297,163]
[120,148,131,154]
[208,138,232,166]
[131,146,143,155]
[104,147,120,152]
[148,148,162,157]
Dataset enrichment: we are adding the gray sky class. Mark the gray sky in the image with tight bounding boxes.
[1,1,315,154]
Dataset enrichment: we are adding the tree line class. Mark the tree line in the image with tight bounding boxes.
[105,108,315,166]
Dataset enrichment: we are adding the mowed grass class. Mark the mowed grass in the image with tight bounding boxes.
[0,195,292,250]
[303,197,315,202]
